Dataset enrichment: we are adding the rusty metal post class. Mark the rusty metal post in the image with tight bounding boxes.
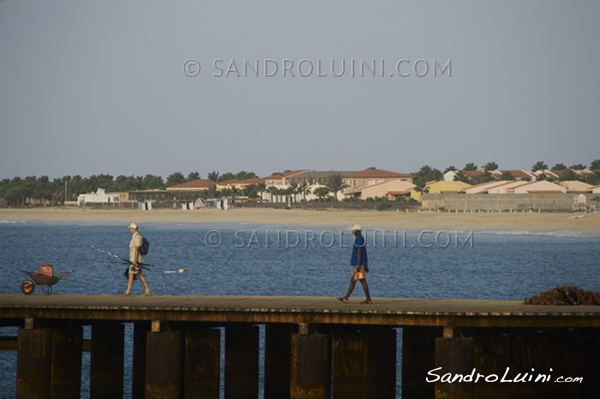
[90,322,125,399]
[332,328,396,399]
[225,324,259,399]
[265,323,298,399]
[49,325,83,399]
[132,321,150,399]
[434,333,474,399]
[290,327,330,399]
[16,327,52,399]
[184,328,221,399]
[145,330,184,399]
[402,326,442,399]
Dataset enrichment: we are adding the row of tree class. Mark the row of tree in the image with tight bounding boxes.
[0,171,351,206]
[2,160,598,207]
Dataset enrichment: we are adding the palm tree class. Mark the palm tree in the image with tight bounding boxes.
[483,162,498,172]
[206,183,220,198]
[532,161,548,172]
[453,170,469,183]
[207,171,220,182]
[268,186,279,203]
[297,182,311,202]
[256,182,267,202]
[324,173,349,201]
[288,182,299,203]
[313,187,330,201]
[414,180,430,196]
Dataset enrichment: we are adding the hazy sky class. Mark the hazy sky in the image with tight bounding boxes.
[1,1,599,180]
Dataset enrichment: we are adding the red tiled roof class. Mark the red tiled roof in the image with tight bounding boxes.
[344,169,413,179]
[218,178,265,186]
[502,170,533,179]
[463,171,484,178]
[167,179,215,190]
[263,170,307,179]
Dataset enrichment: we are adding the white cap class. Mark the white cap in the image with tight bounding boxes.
[128,223,138,229]
[351,224,362,231]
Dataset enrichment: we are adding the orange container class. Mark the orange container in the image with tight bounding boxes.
[39,264,54,276]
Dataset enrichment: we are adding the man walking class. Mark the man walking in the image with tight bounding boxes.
[338,224,372,304]
[121,223,152,296]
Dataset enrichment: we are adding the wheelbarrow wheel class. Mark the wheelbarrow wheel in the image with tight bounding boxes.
[21,280,35,295]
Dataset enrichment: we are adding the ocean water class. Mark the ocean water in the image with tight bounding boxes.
[0,221,599,398]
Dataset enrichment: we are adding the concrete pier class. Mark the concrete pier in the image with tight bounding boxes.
[1,294,599,398]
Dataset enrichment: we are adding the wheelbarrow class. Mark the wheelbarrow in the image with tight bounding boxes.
[20,264,74,295]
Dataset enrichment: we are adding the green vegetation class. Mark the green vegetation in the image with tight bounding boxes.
[2,159,598,207]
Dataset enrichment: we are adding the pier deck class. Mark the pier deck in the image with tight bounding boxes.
[1,294,599,328]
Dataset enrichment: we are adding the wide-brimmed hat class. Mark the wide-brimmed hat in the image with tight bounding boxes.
[128,223,138,229]
[351,224,362,231]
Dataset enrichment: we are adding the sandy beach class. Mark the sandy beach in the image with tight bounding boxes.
[1,207,598,233]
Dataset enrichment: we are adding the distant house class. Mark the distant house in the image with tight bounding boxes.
[286,171,357,186]
[77,188,120,206]
[263,170,308,187]
[344,180,415,201]
[411,180,471,202]
[217,178,265,191]
[344,169,414,191]
[444,169,535,182]
[503,170,536,180]
[557,181,594,193]
[166,179,215,192]
[461,180,566,194]
[511,181,566,194]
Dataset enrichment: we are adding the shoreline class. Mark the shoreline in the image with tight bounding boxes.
[1,207,599,234]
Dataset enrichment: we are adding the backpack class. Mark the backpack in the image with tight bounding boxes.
[140,236,150,255]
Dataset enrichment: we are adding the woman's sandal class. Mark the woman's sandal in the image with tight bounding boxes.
[361,300,372,304]
[337,297,348,303]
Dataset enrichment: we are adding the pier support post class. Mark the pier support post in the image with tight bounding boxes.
[16,327,52,399]
[290,325,330,399]
[402,326,441,399]
[90,322,124,399]
[265,323,298,399]
[225,324,259,399]
[145,329,183,399]
[472,334,511,398]
[49,325,84,398]
[184,328,221,399]
[434,329,474,399]
[582,328,600,398]
[332,328,396,399]
[17,325,83,399]
[132,321,150,399]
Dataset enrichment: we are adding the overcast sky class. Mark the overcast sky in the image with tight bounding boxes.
[1,1,599,180]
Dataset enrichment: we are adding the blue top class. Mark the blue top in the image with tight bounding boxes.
[351,234,368,266]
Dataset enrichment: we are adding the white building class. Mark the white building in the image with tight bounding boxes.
[77,188,120,206]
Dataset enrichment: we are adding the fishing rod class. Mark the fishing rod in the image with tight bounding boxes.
[90,245,153,269]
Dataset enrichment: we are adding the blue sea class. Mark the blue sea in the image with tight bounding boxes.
[1,221,599,398]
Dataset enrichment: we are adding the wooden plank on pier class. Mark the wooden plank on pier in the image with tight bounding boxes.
[1,295,598,329]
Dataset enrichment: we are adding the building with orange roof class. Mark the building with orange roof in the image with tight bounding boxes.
[217,178,265,190]
[344,180,415,200]
[411,180,471,202]
[166,178,215,192]
[263,170,308,186]
[344,169,413,191]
